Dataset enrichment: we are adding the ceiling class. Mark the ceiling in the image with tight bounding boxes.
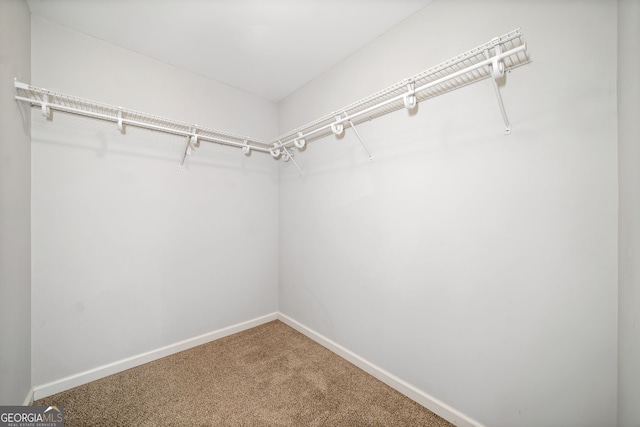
[27,0,434,102]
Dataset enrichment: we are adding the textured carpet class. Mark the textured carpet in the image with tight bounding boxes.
[35,320,453,426]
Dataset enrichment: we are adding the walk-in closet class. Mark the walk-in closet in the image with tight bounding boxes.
[1,1,638,426]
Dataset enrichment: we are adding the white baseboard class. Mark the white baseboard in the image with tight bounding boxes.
[277,312,485,427]
[32,310,483,427]
[22,388,34,406]
[33,312,278,401]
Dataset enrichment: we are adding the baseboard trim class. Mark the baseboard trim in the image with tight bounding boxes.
[32,312,278,401]
[32,310,484,426]
[277,312,485,427]
[22,388,34,406]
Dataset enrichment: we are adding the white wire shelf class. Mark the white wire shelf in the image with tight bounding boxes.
[15,28,529,174]
[14,82,273,162]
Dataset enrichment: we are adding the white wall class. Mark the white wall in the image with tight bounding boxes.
[0,0,32,406]
[617,0,640,426]
[278,2,618,426]
[30,17,279,387]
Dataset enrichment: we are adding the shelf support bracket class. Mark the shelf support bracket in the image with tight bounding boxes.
[487,42,511,135]
[180,126,199,171]
[347,120,373,161]
[179,139,191,171]
[282,145,303,176]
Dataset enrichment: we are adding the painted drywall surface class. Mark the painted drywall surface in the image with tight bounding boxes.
[30,17,279,386]
[0,0,32,405]
[278,1,618,426]
[617,0,640,425]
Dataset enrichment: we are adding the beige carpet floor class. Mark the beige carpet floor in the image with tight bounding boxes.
[35,320,453,426]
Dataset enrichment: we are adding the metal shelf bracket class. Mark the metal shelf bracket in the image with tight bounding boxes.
[487,40,514,135]
[347,120,373,161]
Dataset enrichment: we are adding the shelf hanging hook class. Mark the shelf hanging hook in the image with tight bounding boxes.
[270,142,281,158]
[293,132,306,149]
[117,107,123,132]
[41,92,50,118]
[189,125,200,149]
[403,81,417,109]
[331,114,344,136]
[242,139,251,155]
[491,43,505,80]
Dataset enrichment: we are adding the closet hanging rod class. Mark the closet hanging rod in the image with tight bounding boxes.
[14,28,530,171]
[274,42,526,153]
[271,28,529,157]
[14,81,272,154]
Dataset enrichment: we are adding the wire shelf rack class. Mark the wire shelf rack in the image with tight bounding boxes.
[14,83,272,152]
[273,29,528,147]
[15,28,529,174]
